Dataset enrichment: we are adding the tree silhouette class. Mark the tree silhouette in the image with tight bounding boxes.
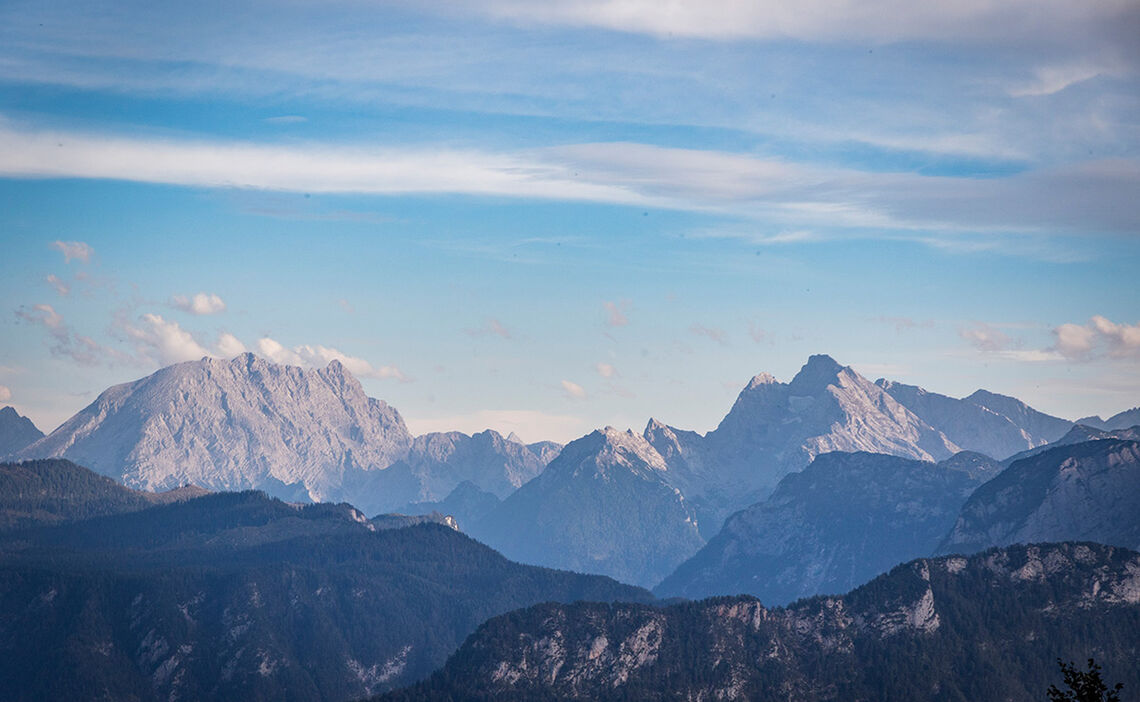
[1048,658,1123,702]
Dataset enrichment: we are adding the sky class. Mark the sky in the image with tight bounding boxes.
[1,0,1138,442]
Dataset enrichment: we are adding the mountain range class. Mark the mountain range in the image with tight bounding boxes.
[655,450,1001,604]
[11,353,557,516]
[2,351,1139,701]
[381,542,1140,701]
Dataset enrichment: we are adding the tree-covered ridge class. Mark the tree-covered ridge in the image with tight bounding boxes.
[0,477,651,701]
[0,458,207,531]
[382,542,1140,701]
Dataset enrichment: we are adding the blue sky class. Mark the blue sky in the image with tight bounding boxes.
[1,0,1138,441]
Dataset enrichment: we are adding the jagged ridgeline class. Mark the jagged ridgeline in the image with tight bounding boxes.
[380,543,1140,701]
[13,354,558,516]
[0,466,651,701]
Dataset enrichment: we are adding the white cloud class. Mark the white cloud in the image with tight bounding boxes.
[0,126,644,206]
[474,0,1135,43]
[0,385,10,402]
[561,379,588,399]
[603,300,629,327]
[1052,316,1140,360]
[49,240,93,264]
[405,409,589,444]
[256,337,407,381]
[123,313,212,365]
[595,362,616,378]
[45,274,69,296]
[4,129,1138,240]
[171,292,227,315]
[1009,61,1114,98]
[1053,322,1097,359]
[215,332,247,358]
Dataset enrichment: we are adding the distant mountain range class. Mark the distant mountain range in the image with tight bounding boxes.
[8,352,1135,590]
[656,436,1140,603]
[469,427,705,588]
[655,450,1001,604]
[381,542,1140,701]
[0,460,650,701]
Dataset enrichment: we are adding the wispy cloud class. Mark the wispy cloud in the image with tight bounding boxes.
[16,303,122,366]
[464,318,513,339]
[49,240,93,264]
[0,385,10,402]
[690,323,727,345]
[595,362,616,378]
[959,321,1017,354]
[0,125,646,206]
[472,0,1137,44]
[3,127,1138,241]
[603,300,630,327]
[45,274,70,296]
[561,379,587,399]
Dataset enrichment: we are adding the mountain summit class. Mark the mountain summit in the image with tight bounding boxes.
[0,406,43,457]
[661,354,959,527]
[18,353,413,502]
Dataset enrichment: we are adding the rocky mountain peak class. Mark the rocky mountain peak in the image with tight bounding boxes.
[746,372,780,390]
[788,353,845,391]
[18,354,413,503]
[0,406,45,457]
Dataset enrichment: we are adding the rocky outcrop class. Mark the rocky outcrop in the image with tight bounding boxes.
[939,439,1140,554]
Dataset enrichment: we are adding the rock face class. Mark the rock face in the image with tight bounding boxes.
[939,439,1140,554]
[0,407,43,457]
[15,355,556,513]
[470,427,705,588]
[876,380,1069,459]
[383,543,1140,702]
[645,355,959,532]
[0,484,652,702]
[18,354,413,502]
[964,389,1074,444]
[656,450,1001,604]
